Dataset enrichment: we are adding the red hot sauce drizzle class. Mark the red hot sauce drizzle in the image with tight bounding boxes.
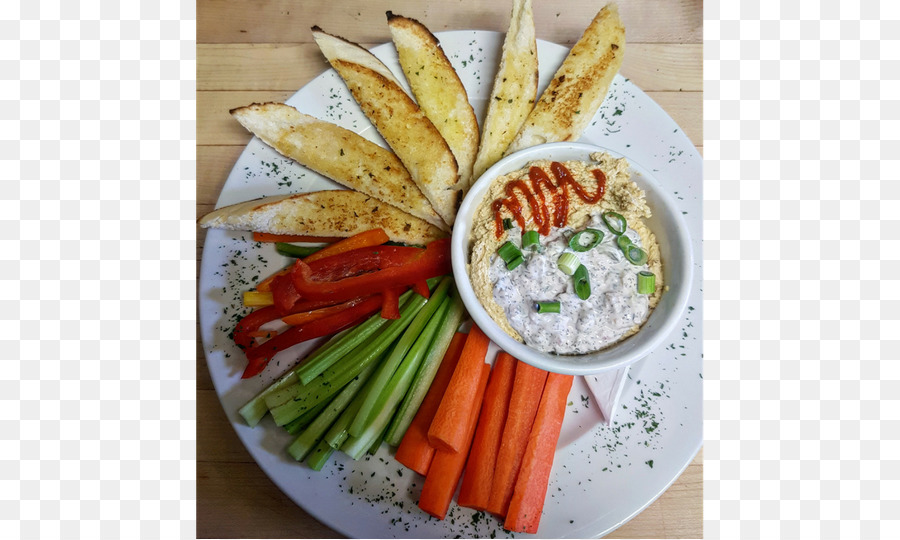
[492,162,608,238]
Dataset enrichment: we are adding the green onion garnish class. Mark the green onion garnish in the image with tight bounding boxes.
[522,230,540,251]
[602,211,627,235]
[503,218,514,230]
[637,271,656,294]
[534,301,560,314]
[616,234,633,251]
[498,241,521,262]
[506,255,524,270]
[568,228,604,252]
[573,264,591,300]
[557,252,579,276]
[624,245,648,265]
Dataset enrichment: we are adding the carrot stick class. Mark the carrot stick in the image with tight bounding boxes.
[417,362,491,520]
[280,299,362,326]
[485,360,549,517]
[504,372,574,534]
[457,351,517,511]
[394,332,467,476]
[427,325,491,452]
[301,228,390,264]
[253,232,341,243]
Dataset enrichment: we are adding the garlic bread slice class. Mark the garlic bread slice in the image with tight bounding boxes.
[312,27,461,227]
[505,5,625,154]
[230,102,447,231]
[198,190,447,246]
[387,12,479,194]
[471,0,538,180]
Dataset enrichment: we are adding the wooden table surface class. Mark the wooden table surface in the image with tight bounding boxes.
[197,1,703,538]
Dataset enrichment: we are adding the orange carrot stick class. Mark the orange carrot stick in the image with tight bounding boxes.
[486,360,549,517]
[504,372,574,534]
[252,232,340,243]
[427,325,491,452]
[394,332,467,476]
[301,228,390,264]
[457,351,517,511]
[280,299,362,326]
[417,362,491,520]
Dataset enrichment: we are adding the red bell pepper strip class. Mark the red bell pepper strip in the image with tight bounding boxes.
[233,305,281,349]
[381,287,402,320]
[233,297,358,350]
[290,238,451,303]
[241,293,386,378]
[412,279,431,299]
[269,272,301,314]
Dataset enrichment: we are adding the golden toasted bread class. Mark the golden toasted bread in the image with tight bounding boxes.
[230,102,447,231]
[387,12,479,194]
[198,190,447,246]
[505,4,625,154]
[312,27,461,228]
[471,0,538,180]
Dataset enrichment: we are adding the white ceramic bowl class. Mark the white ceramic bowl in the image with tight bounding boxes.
[451,142,693,375]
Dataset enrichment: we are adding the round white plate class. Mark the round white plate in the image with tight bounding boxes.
[199,30,703,538]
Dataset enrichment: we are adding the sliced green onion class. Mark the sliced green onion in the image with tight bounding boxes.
[637,271,656,294]
[534,301,560,314]
[568,228,604,252]
[506,255,524,270]
[602,211,627,235]
[503,218,514,230]
[557,252,579,276]
[573,264,591,300]
[522,230,540,251]
[616,234,633,251]
[624,245,649,266]
[497,241,522,263]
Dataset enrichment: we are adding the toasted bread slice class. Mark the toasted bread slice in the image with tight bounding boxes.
[230,102,447,231]
[387,12,479,194]
[198,190,447,246]
[505,5,625,154]
[471,0,538,180]
[312,27,461,227]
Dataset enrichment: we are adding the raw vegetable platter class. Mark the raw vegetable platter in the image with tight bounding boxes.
[198,30,703,538]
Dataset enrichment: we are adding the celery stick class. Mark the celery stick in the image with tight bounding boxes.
[263,295,421,414]
[237,325,355,426]
[283,399,331,435]
[384,289,466,445]
[287,360,378,461]
[306,439,335,471]
[342,297,450,460]
[347,277,452,438]
[266,296,427,427]
[294,290,420,384]
[324,346,393,449]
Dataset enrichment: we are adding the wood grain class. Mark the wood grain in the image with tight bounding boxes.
[197,1,703,538]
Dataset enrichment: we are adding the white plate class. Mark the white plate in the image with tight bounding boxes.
[199,30,703,538]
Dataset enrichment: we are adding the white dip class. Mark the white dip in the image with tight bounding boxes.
[489,213,651,355]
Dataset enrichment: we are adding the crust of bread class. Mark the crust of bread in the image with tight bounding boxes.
[230,102,447,231]
[471,0,538,180]
[387,12,479,195]
[505,4,625,154]
[198,190,447,246]
[312,27,461,227]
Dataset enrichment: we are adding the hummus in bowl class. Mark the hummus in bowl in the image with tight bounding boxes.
[451,142,692,375]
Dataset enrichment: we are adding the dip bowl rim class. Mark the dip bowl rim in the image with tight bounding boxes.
[450,141,694,375]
